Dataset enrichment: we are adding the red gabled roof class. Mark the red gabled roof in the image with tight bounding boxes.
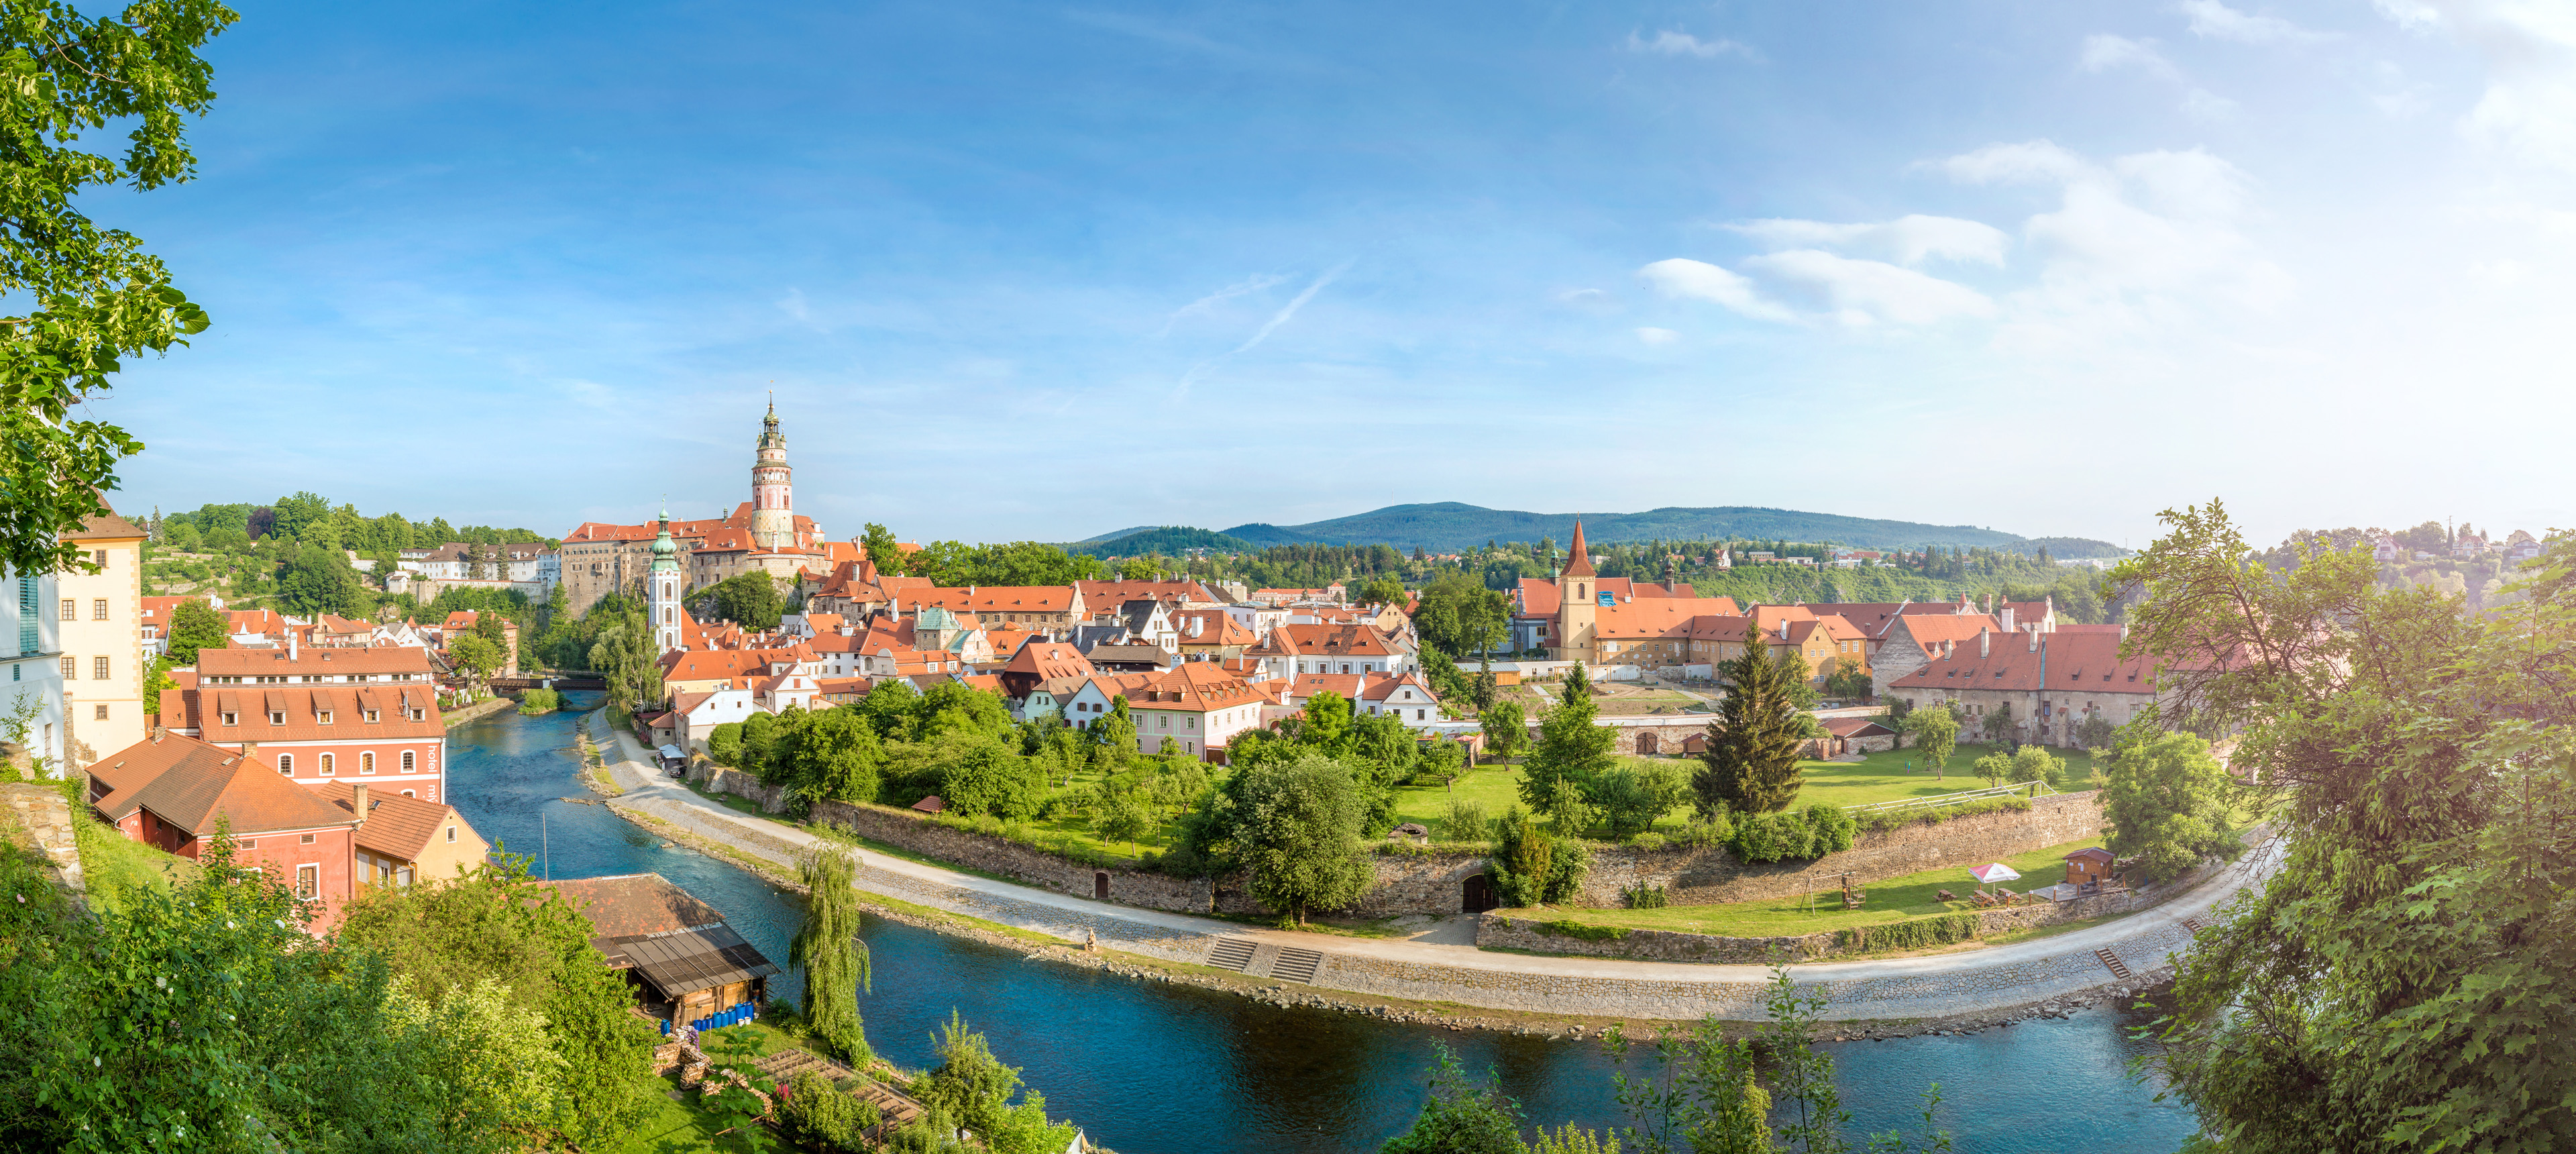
[89,733,356,837]
[1883,631,2155,694]
[1560,521,1596,577]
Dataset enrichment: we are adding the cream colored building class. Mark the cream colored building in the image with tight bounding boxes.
[58,511,148,769]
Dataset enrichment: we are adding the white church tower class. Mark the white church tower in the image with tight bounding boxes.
[648,503,684,656]
[749,398,795,549]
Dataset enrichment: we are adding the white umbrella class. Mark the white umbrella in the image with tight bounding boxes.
[1970,862,2022,884]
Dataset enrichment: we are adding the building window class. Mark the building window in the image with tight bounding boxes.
[364,709,378,723]
[320,753,335,776]
[401,750,415,772]
[58,599,73,621]
[295,863,319,900]
[446,825,457,843]
[269,711,284,725]
[93,704,107,721]
[400,789,416,798]
[219,712,237,726]
[60,656,74,679]
[278,753,294,774]
[92,598,108,621]
[299,833,316,845]
[362,751,375,774]
[317,711,333,725]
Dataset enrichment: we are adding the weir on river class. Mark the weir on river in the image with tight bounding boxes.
[443,695,2198,1154]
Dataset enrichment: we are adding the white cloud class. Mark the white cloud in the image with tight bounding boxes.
[2182,87,2242,120]
[2373,0,2444,33]
[2437,1,2576,177]
[1233,260,1350,354]
[1728,214,2010,266]
[1635,326,1679,345]
[2082,34,2183,82]
[1637,258,1795,322]
[1939,141,2294,350]
[1626,30,1762,60]
[2179,1,2324,45]
[1739,250,1996,325]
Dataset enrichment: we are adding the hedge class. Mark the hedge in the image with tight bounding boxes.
[1834,912,1979,952]
[1852,794,2033,834]
[1529,919,1630,942]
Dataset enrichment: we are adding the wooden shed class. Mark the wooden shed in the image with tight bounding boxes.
[2063,846,2116,887]
[551,873,782,1028]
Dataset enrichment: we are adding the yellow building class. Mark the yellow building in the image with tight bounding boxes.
[58,510,148,769]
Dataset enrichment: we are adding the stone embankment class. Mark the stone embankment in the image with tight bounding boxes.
[0,782,85,896]
[1477,887,2147,963]
[441,696,515,729]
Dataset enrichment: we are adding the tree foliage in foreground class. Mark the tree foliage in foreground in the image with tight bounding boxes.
[0,0,230,579]
[2116,501,2576,1153]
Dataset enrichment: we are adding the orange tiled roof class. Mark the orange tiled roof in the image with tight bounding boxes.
[89,733,356,837]
[1884,631,2154,694]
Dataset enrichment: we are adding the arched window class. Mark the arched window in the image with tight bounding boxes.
[361,751,376,775]
[400,750,416,772]
[278,753,294,774]
[320,753,335,776]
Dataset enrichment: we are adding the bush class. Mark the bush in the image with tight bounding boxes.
[1728,804,1857,864]
[1621,883,1668,908]
[1628,831,1668,851]
[1531,919,1629,941]
[1440,797,1489,843]
[1834,912,1978,953]
[517,687,560,715]
[1673,809,1733,848]
[1488,807,1589,907]
[780,1069,879,1152]
[1851,795,2032,833]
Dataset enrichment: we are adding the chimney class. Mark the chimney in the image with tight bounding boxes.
[289,631,299,662]
[1979,629,1990,658]
[2001,606,2016,633]
[351,783,370,825]
[2027,629,2038,652]
[150,723,164,743]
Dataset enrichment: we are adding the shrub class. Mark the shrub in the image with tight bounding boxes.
[1440,797,1490,844]
[1728,804,1856,864]
[517,687,560,715]
[1532,919,1629,941]
[1673,809,1733,848]
[1628,831,1668,851]
[1834,912,1979,953]
[1488,806,1589,907]
[1621,883,1668,909]
[1851,795,2032,833]
[780,1069,878,1152]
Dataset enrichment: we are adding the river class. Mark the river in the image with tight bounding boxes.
[443,697,2198,1153]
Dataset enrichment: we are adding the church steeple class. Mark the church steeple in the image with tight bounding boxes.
[1560,520,1596,578]
[648,500,684,656]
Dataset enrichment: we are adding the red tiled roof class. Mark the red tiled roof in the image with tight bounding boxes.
[168,682,443,741]
[1074,579,1219,606]
[62,510,147,541]
[310,782,473,861]
[1002,641,1095,682]
[90,733,356,837]
[907,586,1077,613]
[1560,521,1597,577]
[198,647,435,678]
[1883,631,2154,694]
[548,874,727,939]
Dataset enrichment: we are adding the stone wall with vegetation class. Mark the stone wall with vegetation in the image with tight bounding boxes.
[1576,792,2104,908]
[1476,886,2143,964]
[0,781,86,895]
[806,797,1221,916]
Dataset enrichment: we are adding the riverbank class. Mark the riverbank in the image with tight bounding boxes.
[442,696,515,729]
[582,719,2258,1029]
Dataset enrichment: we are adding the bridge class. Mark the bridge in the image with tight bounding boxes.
[490,673,609,692]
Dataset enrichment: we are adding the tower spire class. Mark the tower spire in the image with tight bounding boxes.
[1561,519,1597,578]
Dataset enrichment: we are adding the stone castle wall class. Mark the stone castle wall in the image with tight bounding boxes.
[0,781,87,896]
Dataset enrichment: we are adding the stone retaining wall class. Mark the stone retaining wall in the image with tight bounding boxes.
[684,757,2103,922]
[0,781,86,896]
[1474,888,2144,963]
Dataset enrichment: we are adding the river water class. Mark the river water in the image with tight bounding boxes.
[443,698,2198,1153]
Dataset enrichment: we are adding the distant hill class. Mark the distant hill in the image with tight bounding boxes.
[1073,526,1262,557]
[1173,503,2064,554]
[2023,536,2129,560]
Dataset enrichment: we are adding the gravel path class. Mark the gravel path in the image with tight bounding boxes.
[589,719,2269,1020]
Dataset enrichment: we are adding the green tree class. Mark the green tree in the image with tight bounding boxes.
[861,522,906,576]
[588,609,663,711]
[773,708,885,807]
[0,0,229,580]
[792,847,873,1065]
[1823,656,1871,701]
[2116,503,2576,1153]
[1481,698,1526,762]
[1902,706,1957,780]
[2009,743,2065,790]
[164,597,229,665]
[1414,570,1512,655]
[1693,645,1807,815]
[1195,752,1373,923]
[1356,572,1407,608]
[1379,1047,1528,1154]
[1521,665,1615,829]
[2100,732,2241,882]
[709,572,784,629]
[909,1012,1079,1154]
[779,1068,878,1153]
[276,542,369,617]
[1593,762,1688,839]
[447,633,504,692]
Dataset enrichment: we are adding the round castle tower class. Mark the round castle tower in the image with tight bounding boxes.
[749,399,794,549]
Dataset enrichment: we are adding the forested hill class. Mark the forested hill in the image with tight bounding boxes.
[1138,503,2116,555]
[1070,526,1260,556]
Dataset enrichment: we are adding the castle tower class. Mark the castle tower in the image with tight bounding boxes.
[749,398,795,549]
[1554,519,1598,663]
[648,503,684,656]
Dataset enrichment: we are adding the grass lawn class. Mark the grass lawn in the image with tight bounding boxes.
[1782,745,2102,810]
[1528,835,2105,937]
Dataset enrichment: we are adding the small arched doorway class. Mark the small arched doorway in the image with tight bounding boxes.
[1463,874,1497,913]
[1637,731,1660,755]
[1094,872,1110,900]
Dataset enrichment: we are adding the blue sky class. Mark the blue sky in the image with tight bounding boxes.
[96,1,2575,547]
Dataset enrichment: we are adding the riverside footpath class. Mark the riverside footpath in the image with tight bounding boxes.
[589,721,2271,1025]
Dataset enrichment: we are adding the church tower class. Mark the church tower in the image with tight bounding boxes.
[648,503,684,656]
[749,399,795,549]
[1553,519,1598,664]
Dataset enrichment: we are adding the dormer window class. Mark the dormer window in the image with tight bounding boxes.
[364,709,380,723]
[219,712,238,726]
[317,711,333,724]
[269,711,286,725]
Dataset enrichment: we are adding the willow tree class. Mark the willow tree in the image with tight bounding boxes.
[792,847,873,1065]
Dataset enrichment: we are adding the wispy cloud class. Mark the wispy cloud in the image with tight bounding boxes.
[1635,326,1678,345]
[1626,30,1762,61]
[1157,272,1290,337]
[2179,1,2326,45]
[1175,259,1355,395]
[2080,34,2237,120]
[1727,214,2010,266]
[1637,258,1796,323]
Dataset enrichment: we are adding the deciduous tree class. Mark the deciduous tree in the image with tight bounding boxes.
[164,597,229,665]
[792,847,873,1065]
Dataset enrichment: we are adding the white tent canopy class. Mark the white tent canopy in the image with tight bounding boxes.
[1970,862,2022,884]
[657,744,685,760]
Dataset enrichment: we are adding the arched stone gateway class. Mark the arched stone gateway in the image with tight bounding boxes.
[1462,874,1497,913]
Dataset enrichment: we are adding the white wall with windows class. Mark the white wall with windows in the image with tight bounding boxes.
[2,567,67,776]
